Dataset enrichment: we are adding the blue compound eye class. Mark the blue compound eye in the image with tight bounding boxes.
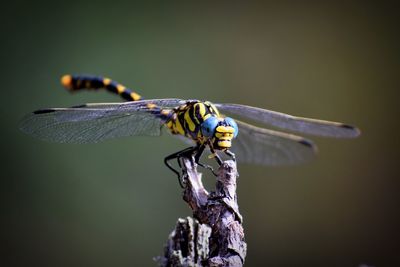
[225,117,238,138]
[201,116,219,137]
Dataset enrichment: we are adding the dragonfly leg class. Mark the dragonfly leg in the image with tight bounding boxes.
[194,144,218,176]
[164,146,198,188]
[197,162,217,176]
[225,150,236,162]
[214,154,223,165]
[209,146,223,166]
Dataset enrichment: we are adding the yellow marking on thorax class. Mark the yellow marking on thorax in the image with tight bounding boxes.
[178,105,187,111]
[193,103,206,124]
[166,121,173,129]
[205,101,220,117]
[173,118,185,135]
[198,103,206,116]
[184,110,196,132]
[203,114,211,121]
[85,80,92,88]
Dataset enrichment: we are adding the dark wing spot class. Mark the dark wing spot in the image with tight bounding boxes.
[298,139,318,153]
[33,109,56,114]
[341,124,361,137]
[71,104,87,108]
[341,124,355,129]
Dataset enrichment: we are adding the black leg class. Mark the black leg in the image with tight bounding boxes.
[194,144,218,176]
[193,144,205,163]
[164,146,198,188]
[164,144,232,186]
[214,153,223,165]
[225,150,236,161]
[197,162,217,176]
[209,145,223,166]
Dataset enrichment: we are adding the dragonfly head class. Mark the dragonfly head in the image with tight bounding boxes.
[201,116,238,150]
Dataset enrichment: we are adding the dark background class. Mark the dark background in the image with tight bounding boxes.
[2,1,399,266]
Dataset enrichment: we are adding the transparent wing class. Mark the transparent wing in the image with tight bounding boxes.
[215,103,360,138]
[72,98,184,109]
[19,99,183,143]
[230,120,317,165]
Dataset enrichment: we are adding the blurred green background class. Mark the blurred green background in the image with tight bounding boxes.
[2,1,399,266]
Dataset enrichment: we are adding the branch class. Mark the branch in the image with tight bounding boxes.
[157,157,247,267]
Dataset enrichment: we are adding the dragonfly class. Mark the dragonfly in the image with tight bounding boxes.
[20,75,360,186]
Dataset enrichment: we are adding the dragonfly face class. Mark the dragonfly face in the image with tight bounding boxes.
[201,116,238,150]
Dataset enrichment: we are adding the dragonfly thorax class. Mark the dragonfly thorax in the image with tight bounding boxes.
[164,100,238,150]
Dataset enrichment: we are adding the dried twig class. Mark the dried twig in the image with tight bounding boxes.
[157,157,247,267]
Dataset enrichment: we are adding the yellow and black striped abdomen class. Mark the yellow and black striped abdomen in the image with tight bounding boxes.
[61,74,142,102]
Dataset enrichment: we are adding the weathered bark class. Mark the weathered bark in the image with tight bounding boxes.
[157,157,247,267]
